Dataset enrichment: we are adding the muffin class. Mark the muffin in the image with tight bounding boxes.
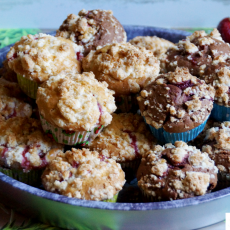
[137,141,218,201]
[36,71,116,146]
[6,33,83,99]
[129,36,175,73]
[56,9,127,56]
[42,148,126,201]
[83,43,160,112]
[0,117,63,185]
[137,67,215,144]
[0,59,17,82]
[89,113,157,172]
[202,122,230,188]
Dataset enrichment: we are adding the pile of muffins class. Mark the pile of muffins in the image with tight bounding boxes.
[1,9,230,203]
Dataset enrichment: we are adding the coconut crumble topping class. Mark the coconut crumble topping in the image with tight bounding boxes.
[36,71,116,131]
[89,113,157,162]
[41,148,125,201]
[0,117,63,171]
[82,43,160,95]
[137,67,214,132]
[6,33,82,83]
[137,141,218,200]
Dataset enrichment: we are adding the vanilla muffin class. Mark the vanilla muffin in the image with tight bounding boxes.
[0,117,63,184]
[129,36,175,73]
[42,148,125,201]
[56,9,127,56]
[7,33,83,99]
[83,43,160,112]
[202,122,230,188]
[36,71,116,145]
[137,141,218,201]
[89,113,157,171]
[137,67,215,144]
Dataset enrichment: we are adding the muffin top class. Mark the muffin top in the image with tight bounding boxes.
[42,148,125,201]
[89,113,157,162]
[0,59,17,82]
[165,29,230,78]
[129,36,175,59]
[56,9,127,56]
[82,43,160,96]
[36,71,116,131]
[6,33,82,84]
[0,117,63,171]
[137,67,215,133]
[202,122,230,173]
[137,141,218,201]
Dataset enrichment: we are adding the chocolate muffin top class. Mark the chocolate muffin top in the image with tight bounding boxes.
[56,9,127,56]
[42,148,125,200]
[137,141,218,201]
[7,33,82,84]
[202,122,230,173]
[89,113,157,162]
[137,67,215,133]
[82,43,160,96]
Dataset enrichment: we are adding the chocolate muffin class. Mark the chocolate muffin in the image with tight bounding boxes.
[137,67,215,143]
[202,122,230,188]
[137,141,218,201]
[56,9,127,56]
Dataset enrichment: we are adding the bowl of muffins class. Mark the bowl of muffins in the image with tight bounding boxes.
[0,8,230,230]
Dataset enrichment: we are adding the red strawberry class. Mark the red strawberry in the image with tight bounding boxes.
[217,17,230,43]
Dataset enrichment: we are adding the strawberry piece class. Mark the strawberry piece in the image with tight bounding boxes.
[217,17,230,43]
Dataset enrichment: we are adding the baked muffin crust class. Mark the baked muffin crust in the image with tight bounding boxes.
[137,67,215,133]
[56,9,127,55]
[82,43,160,95]
[42,148,125,200]
[7,33,82,83]
[0,117,63,171]
[36,71,116,131]
[0,59,17,82]
[89,113,157,162]
[137,141,218,201]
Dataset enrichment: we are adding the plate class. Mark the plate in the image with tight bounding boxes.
[0,26,228,230]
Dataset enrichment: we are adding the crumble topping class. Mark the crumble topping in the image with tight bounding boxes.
[42,148,125,201]
[137,67,215,132]
[137,141,218,200]
[56,9,127,55]
[7,33,82,83]
[82,43,160,95]
[89,113,157,162]
[0,117,63,171]
[36,71,116,131]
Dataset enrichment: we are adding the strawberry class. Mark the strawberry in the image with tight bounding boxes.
[217,17,230,43]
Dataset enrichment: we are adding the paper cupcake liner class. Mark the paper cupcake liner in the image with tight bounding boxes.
[17,74,39,99]
[0,167,42,185]
[211,102,230,122]
[119,159,141,173]
[216,172,230,189]
[40,114,103,146]
[145,117,209,144]
[103,193,118,203]
[115,94,138,113]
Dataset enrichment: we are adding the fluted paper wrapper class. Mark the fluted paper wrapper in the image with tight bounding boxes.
[103,193,118,203]
[40,114,103,146]
[211,102,230,122]
[17,74,39,99]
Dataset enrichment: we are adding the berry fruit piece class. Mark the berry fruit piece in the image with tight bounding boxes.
[217,17,230,43]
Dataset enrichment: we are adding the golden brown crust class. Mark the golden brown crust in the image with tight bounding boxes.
[82,43,160,96]
[36,71,116,131]
[7,34,82,84]
[0,117,63,171]
[56,9,127,55]
[42,148,125,200]
[89,113,157,162]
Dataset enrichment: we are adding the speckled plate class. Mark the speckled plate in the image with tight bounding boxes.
[0,26,228,230]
